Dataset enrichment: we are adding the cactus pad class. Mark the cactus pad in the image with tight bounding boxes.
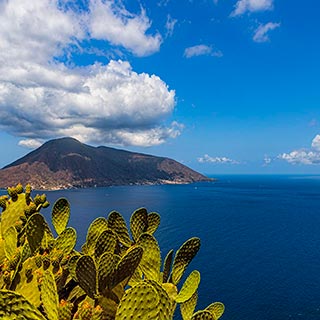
[76,255,97,299]
[41,270,59,320]
[26,213,45,254]
[112,246,143,288]
[148,280,174,320]
[4,227,17,259]
[55,227,77,255]
[85,217,109,255]
[191,310,215,320]
[58,300,73,320]
[162,249,174,283]
[0,193,28,237]
[115,282,159,319]
[146,212,160,234]
[137,233,161,281]
[180,291,198,320]
[205,302,225,319]
[130,208,148,242]
[94,229,117,260]
[97,252,117,293]
[171,237,201,285]
[0,290,46,320]
[176,270,200,303]
[52,198,70,235]
[68,255,80,281]
[107,211,131,246]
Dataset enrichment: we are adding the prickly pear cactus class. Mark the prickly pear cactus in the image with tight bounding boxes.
[175,270,200,303]
[170,237,201,285]
[0,184,225,320]
[0,290,47,320]
[52,198,70,235]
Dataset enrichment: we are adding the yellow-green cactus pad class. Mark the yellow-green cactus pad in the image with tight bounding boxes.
[137,233,161,281]
[115,282,159,319]
[76,300,93,319]
[107,211,131,246]
[52,198,70,235]
[15,183,23,194]
[205,302,225,319]
[4,227,17,259]
[162,282,178,301]
[68,255,80,281]
[112,246,143,288]
[85,217,109,255]
[0,195,8,210]
[191,310,215,320]
[94,229,117,260]
[176,270,200,303]
[41,270,59,320]
[15,257,42,307]
[21,243,31,264]
[0,290,46,320]
[55,227,77,255]
[92,305,104,320]
[146,212,160,235]
[162,249,174,283]
[147,280,175,320]
[0,193,28,237]
[58,300,73,320]
[26,213,45,254]
[130,208,148,242]
[171,237,201,285]
[180,291,198,320]
[98,252,117,292]
[76,255,97,299]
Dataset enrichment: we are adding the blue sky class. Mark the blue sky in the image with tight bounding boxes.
[0,0,319,174]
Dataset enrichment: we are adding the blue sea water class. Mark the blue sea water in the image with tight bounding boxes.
[2,174,320,319]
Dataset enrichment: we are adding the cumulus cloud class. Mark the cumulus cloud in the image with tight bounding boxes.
[278,135,320,165]
[253,22,280,42]
[278,151,320,165]
[198,154,239,164]
[88,0,162,57]
[18,139,44,149]
[184,45,223,58]
[0,0,179,148]
[231,0,274,16]
[311,135,320,151]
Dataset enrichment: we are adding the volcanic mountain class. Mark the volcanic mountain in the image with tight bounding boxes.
[0,137,211,190]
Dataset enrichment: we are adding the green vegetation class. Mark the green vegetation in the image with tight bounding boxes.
[0,184,224,319]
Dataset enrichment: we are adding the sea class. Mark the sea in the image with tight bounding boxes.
[2,174,320,320]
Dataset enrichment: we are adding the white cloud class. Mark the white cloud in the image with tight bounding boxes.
[184,45,223,58]
[279,135,320,165]
[18,139,43,149]
[88,0,162,57]
[311,135,320,151]
[253,22,280,42]
[263,155,272,166]
[231,0,274,16]
[278,151,320,165]
[198,154,239,164]
[0,0,179,148]
[165,15,177,37]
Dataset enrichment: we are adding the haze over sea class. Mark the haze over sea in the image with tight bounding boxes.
[3,174,320,320]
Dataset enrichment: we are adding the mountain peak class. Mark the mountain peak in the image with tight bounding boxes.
[0,137,211,190]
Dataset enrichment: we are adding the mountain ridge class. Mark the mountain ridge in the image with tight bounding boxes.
[0,137,211,190]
